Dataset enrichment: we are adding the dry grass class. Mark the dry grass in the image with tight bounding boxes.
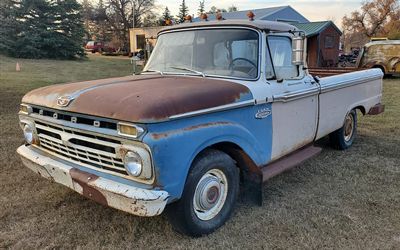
[0,55,399,249]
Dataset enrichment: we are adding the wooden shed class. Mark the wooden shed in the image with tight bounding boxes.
[292,21,342,67]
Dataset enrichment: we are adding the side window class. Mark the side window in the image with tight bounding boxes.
[268,36,298,79]
[265,44,275,79]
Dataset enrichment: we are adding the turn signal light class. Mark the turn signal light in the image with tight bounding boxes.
[19,104,32,114]
[117,123,144,138]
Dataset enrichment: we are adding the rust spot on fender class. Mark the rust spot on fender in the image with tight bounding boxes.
[22,75,252,123]
[69,168,108,206]
[151,121,231,140]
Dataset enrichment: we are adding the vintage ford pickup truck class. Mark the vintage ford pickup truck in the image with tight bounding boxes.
[17,20,385,236]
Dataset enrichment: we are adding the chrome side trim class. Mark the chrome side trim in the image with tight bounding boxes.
[169,100,255,120]
[272,87,320,103]
[320,75,382,93]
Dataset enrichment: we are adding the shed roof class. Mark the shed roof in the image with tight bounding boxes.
[291,21,342,37]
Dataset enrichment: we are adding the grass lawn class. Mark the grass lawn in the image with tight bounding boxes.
[0,55,399,248]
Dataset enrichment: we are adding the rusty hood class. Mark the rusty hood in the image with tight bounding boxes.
[22,75,253,123]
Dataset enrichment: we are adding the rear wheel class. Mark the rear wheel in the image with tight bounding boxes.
[166,149,239,237]
[330,109,357,150]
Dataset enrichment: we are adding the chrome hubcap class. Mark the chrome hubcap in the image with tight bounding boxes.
[344,113,354,142]
[193,169,228,221]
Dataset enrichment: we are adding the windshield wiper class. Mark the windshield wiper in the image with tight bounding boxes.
[141,69,164,75]
[169,66,205,77]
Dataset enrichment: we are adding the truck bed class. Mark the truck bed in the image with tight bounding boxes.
[315,68,383,139]
[309,67,361,78]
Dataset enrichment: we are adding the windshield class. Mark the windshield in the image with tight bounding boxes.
[144,29,259,79]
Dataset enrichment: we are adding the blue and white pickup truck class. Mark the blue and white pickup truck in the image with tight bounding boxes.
[17,20,385,236]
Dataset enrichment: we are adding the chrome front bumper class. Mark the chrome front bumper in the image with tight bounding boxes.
[17,145,169,217]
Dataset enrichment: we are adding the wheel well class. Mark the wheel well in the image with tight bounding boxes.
[372,65,385,74]
[209,142,260,174]
[208,142,263,205]
[354,105,366,115]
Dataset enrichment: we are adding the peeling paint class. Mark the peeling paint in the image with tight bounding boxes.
[151,121,232,140]
[22,75,252,123]
[17,145,169,217]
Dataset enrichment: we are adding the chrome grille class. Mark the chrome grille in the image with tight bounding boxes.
[34,120,129,176]
[31,106,117,130]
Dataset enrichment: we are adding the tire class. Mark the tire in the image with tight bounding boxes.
[166,149,239,237]
[330,109,357,150]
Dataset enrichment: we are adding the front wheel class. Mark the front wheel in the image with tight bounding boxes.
[330,109,357,150]
[166,149,239,237]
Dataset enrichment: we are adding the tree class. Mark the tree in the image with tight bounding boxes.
[159,6,172,25]
[228,5,238,12]
[177,0,189,23]
[81,0,94,41]
[92,0,111,42]
[0,0,85,59]
[208,6,217,14]
[342,0,399,51]
[106,0,155,50]
[208,6,227,14]
[198,0,205,16]
[342,0,399,38]
[0,0,19,54]
[142,12,160,27]
[384,8,400,39]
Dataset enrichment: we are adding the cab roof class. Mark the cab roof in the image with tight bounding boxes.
[159,20,298,34]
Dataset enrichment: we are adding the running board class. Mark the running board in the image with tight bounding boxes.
[262,145,322,182]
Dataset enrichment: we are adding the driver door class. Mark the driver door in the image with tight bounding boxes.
[267,36,319,161]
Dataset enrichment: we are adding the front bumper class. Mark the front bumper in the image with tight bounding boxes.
[17,145,169,217]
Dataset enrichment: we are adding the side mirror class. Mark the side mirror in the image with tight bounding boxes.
[292,36,305,65]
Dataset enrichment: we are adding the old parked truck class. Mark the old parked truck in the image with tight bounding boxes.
[17,20,385,236]
[357,40,400,76]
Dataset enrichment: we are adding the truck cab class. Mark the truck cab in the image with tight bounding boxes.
[17,20,384,237]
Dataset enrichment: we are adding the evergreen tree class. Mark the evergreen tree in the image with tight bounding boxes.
[228,5,238,12]
[197,0,205,16]
[93,0,110,42]
[0,0,85,59]
[0,0,19,54]
[208,6,217,14]
[177,0,189,23]
[81,0,94,41]
[159,7,172,26]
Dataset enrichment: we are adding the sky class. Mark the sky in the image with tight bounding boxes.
[159,0,363,28]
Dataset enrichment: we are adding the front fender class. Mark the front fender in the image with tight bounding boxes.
[143,104,273,200]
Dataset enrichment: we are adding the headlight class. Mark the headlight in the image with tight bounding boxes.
[23,124,35,144]
[124,151,143,177]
